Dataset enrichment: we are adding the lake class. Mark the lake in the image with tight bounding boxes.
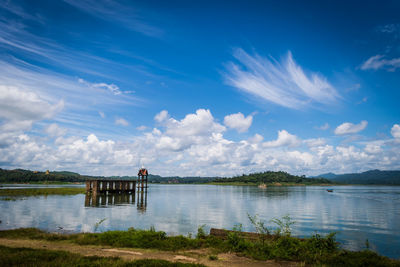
[1,184,399,258]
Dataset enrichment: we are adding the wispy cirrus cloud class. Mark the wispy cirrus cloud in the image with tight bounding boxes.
[375,23,400,37]
[115,118,129,126]
[63,0,163,38]
[360,55,400,71]
[0,0,45,22]
[224,48,340,110]
[315,123,330,131]
[78,78,134,95]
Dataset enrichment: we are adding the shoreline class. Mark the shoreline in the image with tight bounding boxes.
[0,227,398,266]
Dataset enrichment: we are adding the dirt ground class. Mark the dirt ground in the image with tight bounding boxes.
[0,238,300,267]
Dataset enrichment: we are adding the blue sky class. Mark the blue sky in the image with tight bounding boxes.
[0,0,400,176]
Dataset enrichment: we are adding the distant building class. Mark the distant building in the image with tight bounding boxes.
[45,170,50,175]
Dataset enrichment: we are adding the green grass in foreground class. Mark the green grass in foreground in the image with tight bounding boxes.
[3,181,84,185]
[0,245,204,267]
[0,228,398,267]
[0,188,85,199]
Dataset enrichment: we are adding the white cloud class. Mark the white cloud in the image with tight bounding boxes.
[334,120,368,135]
[115,118,129,126]
[224,49,340,109]
[263,130,300,148]
[45,123,67,137]
[0,85,63,122]
[304,138,326,147]
[64,0,164,38]
[0,85,63,145]
[376,24,400,35]
[360,55,400,71]
[154,110,169,122]
[316,123,329,130]
[153,109,226,152]
[136,125,147,131]
[78,78,123,95]
[391,124,400,139]
[1,108,400,177]
[248,134,263,143]
[224,112,253,133]
[364,143,382,154]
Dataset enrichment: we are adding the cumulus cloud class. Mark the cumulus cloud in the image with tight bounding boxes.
[1,109,400,177]
[0,85,63,146]
[334,120,368,135]
[304,138,326,147]
[154,110,169,122]
[248,134,263,143]
[224,49,340,109]
[391,124,400,139]
[224,112,253,133]
[263,130,300,148]
[0,85,63,122]
[115,118,129,126]
[153,109,226,151]
[364,143,382,154]
[360,55,400,71]
[45,123,66,137]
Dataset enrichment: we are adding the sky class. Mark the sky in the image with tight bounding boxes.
[0,0,400,177]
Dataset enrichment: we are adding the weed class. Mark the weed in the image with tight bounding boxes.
[270,214,295,236]
[208,255,218,260]
[247,213,270,245]
[196,225,207,239]
[94,218,107,232]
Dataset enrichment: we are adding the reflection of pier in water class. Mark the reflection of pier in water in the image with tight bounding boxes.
[84,191,148,211]
[136,191,147,213]
[85,178,148,211]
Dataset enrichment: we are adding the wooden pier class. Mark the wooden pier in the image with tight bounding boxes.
[86,180,136,195]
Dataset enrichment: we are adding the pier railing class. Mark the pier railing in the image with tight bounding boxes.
[85,180,136,194]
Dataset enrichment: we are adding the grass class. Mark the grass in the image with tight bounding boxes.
[0,188,85,200]
[0,227,399,266]
[0,245,205,267]
[0,181,84,185]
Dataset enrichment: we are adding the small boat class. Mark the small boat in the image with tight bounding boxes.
[326,189,333,192]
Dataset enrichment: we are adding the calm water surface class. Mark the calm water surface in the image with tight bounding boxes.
[0,184,399,258]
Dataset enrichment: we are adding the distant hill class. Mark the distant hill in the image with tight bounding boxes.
[0,168,96,183]
[0,168,217,184]
[314,170,400,185]
[213,171,332,185]
[0,168,329,185]
[148,175,218,184]
[3,168,399,185]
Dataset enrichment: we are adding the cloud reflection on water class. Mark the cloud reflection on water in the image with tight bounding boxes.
[0,185,399,258]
